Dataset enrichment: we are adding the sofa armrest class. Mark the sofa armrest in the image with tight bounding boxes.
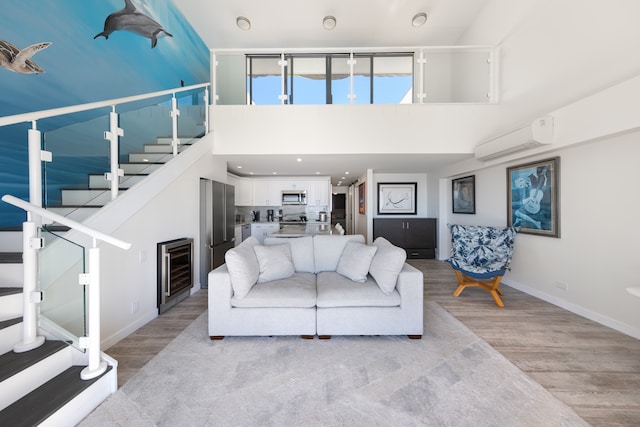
[395,262,424,309]
[208,264,233,315]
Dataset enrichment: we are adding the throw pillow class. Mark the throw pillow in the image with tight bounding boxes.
[369,237,407,294]
[224,237,260,299]
[253,244,295,283]
[336,241,378,282]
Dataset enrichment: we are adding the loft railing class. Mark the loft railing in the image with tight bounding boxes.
[1,194,131,380]
[0,83,210,226]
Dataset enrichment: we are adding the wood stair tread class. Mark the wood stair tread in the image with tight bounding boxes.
[0,340,67,382]
[0,288,21,297]
[0,365,112,427]
[0,317,21,331]
[0,253,21,264]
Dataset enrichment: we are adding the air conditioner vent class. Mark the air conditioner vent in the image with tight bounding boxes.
[475,116,554,161]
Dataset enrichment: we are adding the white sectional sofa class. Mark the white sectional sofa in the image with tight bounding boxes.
[208,234,424,339]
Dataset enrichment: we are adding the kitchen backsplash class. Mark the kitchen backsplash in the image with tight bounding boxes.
[236,205,329,223]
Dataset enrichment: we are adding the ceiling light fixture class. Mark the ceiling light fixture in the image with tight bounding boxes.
[323,15,336,30]
[236,16,251,30]
[411,12,427,28]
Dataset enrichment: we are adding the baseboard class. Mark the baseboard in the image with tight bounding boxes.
[102,309,158,350]
[503,278,640,340]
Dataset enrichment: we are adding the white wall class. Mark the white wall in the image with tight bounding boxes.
[67,135,227,348]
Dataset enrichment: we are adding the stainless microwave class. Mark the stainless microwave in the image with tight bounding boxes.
[282,190,307,205]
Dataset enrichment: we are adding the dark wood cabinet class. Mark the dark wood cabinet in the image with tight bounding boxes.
[373,218,436,259]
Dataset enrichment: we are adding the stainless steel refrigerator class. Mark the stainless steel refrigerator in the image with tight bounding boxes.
[199,178,235,288]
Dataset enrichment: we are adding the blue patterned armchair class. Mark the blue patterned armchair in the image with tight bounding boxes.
[446,224,518,307]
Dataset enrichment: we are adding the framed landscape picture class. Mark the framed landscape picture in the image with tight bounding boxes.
[358,182,366,214]
[377,182,417,215]
[452,175,475,214]
[507,157,560,237]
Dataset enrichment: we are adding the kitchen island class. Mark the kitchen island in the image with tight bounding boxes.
[269,223,332,238]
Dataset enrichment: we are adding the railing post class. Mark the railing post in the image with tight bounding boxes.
[28,122,46,226]
[204,87,210,134]
[104,107,124,201]
[81,244,107,380]
[13,219,45,353]
[170,95,180,157]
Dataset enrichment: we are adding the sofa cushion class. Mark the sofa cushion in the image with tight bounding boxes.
[224,236,260,299]
[316,272,401,308]
[264,236,315,273]
[369,237,407,294]
[313,234,365,273]
[253,244,295,283]
[336,241,378,282]
[231,272,317,308]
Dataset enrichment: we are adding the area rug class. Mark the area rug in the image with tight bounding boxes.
[80,302,588,426]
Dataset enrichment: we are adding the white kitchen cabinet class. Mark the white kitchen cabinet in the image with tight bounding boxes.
[251,180,286,206]
[234,225,242,247]
[305,179,330,206]
[235,178,252,206]
[251,223,279,244]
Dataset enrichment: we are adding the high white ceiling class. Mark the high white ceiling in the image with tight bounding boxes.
[174,0,492,184]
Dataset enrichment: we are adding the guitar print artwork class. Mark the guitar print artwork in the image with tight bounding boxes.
[523,166,549,215]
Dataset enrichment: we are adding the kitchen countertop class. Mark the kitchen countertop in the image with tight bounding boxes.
[269,224,333,237]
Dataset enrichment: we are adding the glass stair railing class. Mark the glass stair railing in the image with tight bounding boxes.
[37,226,87,351]
[41,88,207,223]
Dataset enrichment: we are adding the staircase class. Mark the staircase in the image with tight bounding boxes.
[48,136,194,223]
[0,252,117,426]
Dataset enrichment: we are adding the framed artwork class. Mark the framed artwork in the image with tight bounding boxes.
[507,157,560,237]
[452,175,476,214]
[358,182,366,214]
[377,182,417,215]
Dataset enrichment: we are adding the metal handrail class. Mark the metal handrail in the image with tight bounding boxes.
[0,83,210,127]
[2,194,130,250]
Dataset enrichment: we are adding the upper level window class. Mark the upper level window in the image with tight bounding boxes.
[247,52,414,105]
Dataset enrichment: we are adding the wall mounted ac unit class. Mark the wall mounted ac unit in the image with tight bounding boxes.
[475,116,554,161]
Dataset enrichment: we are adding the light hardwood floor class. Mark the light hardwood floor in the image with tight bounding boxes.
[105,260,640,426]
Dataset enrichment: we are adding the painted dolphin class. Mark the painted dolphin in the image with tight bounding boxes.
[94,0,173,48]
[0,40,51,74]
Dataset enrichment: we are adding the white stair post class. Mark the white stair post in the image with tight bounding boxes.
[14,121,47,353]
[104,107,124,201]
[81,244,107,380]
[13,219,46,353]
[170,95,180,157]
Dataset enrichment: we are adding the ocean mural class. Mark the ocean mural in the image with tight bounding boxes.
[0,0,210,228]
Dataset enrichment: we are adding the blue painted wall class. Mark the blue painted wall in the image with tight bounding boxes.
[0,0,209,227]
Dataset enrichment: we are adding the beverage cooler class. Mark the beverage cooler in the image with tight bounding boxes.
[157,238,193,314]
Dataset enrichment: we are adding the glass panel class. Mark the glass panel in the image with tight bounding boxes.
[216,53,247,105]
[373,55,413,104]
[176,88,207,146]
[331,56,371,104]
[38,227,86,351]
[247,56,283,105]
[424,49,491,103]
[42,110,111,209]
[291,57,326,104]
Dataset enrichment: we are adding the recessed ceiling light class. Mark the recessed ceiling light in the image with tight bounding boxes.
[323,15,336,30]
[412,12,427,28]
[341,177,346,180]
[345,171,350,175]
[316,172,320,174]
[297,158,302,162]
[236,16,251,30]
[237,165,242,169]
[272,172,277,175]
